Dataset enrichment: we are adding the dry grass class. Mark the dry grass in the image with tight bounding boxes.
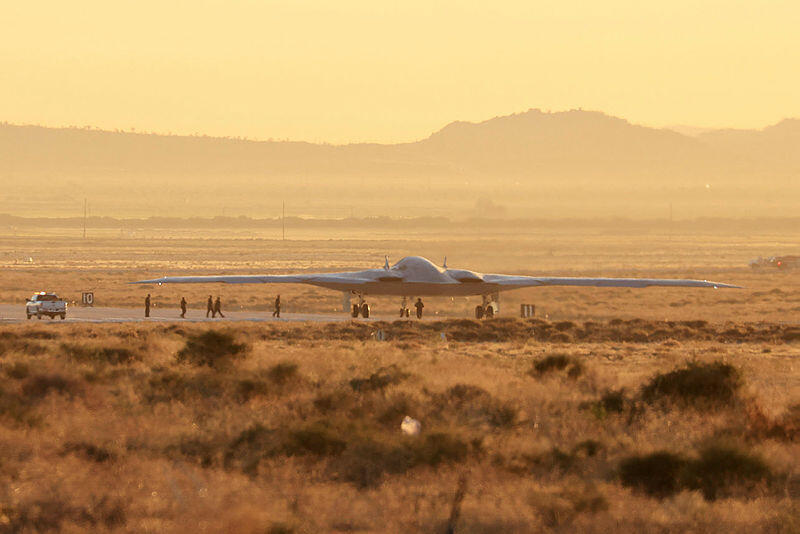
[2,226,800,323]
[0,320,798,533]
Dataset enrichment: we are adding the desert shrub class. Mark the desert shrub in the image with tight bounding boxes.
[266,361,299,385]
[2,496,126,531]
[682,444,772,500]
[783,328,800,342]
[641,361,741,408]
[144,371,224,403]
[176,330,248,368]
[60,343,139,365]
[767,404,800,441]
[21,373,82,400]
[267,523,295,534]
[432,384,517,428]
[223,424,277,475]
[335,439,416,489]
[573,439,603,458]
[620,444,772,501]
[376,392,421,427]
[530,354,583,378]
[61,441,115,463]
[741,402,800,442]
[313,390,355,414]
[349,364,409,393]
[554,321,576,331]
[337,431,469,487]
[235,377,270,402]
[0,387,36,425]
[4,361,30,380]
[414,432,469,466]
[530,486,609,528]
[284,424,348,457]
[581,389,631,419]
[548,332,573,343]
[619,451,688,498]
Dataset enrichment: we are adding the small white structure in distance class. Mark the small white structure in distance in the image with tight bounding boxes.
[401,416,421,436]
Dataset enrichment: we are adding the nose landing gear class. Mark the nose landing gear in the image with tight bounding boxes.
[351,294,370,318]
[475,294,498,319]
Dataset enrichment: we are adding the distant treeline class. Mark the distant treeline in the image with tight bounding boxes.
[1,214,799,233]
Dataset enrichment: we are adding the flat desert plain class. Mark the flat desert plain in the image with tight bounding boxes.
[0,223,798,533]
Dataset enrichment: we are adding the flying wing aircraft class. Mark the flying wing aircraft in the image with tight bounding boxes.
[134,256,739,319]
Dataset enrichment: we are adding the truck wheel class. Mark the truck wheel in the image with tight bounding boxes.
[60,314,66,320]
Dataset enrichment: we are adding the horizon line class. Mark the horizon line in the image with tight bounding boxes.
[2,108,797,146]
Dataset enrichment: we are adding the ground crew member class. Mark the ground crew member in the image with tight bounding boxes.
[214,296,224,318]
[207,295,214,318]
[273,294,281,318]
[180,297,187,318]
[414,298,424,319]
[144,294,151,318]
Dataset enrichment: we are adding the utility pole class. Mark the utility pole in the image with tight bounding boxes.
[282,201,285,241]
[83,198,87,239]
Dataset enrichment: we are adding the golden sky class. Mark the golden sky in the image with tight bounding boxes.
[2,1,798,143]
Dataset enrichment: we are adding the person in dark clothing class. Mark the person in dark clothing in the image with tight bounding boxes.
[414,298,424,319]
[273,294,281,318]
[144,294,151,318]
[214,296,224,318]
[180,297,187,318]
[207,295,214,318]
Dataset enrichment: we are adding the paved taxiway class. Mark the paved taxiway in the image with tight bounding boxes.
[0,304,367,324]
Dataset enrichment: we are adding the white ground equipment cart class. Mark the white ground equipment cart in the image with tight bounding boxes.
[26,292,68,320]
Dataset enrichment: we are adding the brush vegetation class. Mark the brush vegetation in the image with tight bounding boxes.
[0,321,798,532]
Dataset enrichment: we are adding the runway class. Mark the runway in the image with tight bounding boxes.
[0,304,369,324]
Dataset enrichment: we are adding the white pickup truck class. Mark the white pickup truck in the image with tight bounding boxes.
[26,292,67,320]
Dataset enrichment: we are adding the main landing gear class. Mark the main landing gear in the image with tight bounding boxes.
[351,294,370,318]
[399,297,410,318]
[474,294,498,319]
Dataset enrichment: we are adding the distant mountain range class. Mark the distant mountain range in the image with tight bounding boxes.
[1,109,798,218]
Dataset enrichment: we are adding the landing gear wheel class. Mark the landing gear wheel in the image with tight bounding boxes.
[405,309,410,318]
[360,303,370,318]
[26,314,31,320]
[474,305,484,319]
[60,314,66,320]
[484,305,495,319]
[352,304,360,318]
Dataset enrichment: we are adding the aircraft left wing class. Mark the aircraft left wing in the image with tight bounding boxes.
[483,274,740,290]
[133,273,371,286]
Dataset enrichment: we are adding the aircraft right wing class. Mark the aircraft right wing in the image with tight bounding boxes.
[482,274,741,290]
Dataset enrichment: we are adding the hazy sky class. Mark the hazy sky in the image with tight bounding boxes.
[2,1,798,143]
